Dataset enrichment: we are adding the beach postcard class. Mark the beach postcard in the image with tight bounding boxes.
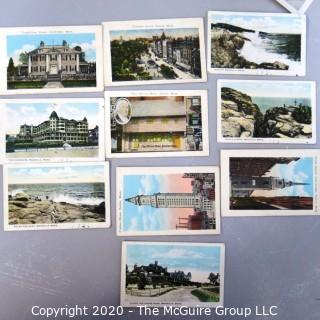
[3,162,110,231]
[105,90,209,158]
[276,0,314,13]
[117,167,220,236]
[217,80,316,144]
[0,25,103,94]
[208,12,306,76]
[221,149,320,217]
[121,242,225,307]
[103,18,207,86]
[0,98,105,162]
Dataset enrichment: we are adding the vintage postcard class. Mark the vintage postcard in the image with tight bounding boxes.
[3,162,110,231]
[117,167,220,236]
[105,90,209,158]
[0,25,103,94]
[221,149,320,217]
[276,0,314,13]
[208,12,306,76]
[121,241,225,307]
[217,80,316,144]
[0,98,105,162]
[103,18,207,86]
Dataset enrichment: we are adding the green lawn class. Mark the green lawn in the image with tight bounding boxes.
[191,288,220,302]
[61,80,97,87]
[8,81,46,89]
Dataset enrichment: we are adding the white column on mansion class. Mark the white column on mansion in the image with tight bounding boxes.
[58,54,62,71]
[28,55,31,74]
[76,54,80,72]
[46,55,49,72]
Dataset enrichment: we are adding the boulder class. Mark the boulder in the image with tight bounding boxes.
[14,192,29,201]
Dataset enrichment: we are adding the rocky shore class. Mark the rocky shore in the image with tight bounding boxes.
[8,192,105,225]
[221,87,312,139]
[211,24,289,70]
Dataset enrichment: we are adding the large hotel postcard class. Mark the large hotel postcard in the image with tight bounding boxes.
[221,149,320,217]
[117,166,220,236]
[0,98,105,162]
[121,242,225,307]
[0,25,104,94]
[3,162,110,231]
[105,90,209,158]
[217,80,316,144]
[208,12,306,76]
[103,18,207,86]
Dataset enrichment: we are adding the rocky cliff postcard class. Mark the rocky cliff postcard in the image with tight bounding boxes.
[217,80,316,144]
[208,12,306,76]
[0,26,103,94]
[276,0,314,13]
[117,167,220,236]
[105,90,209,158]
[121,242,225,307]
[0,98,105,162]
[103,18,207,86]
[3,162,110,231]
[221,150,320,217]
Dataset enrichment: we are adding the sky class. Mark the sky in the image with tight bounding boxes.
[222,81,313,99]
[110,28,199,41]
[7,33,96,65]
[5,102,100,135]
[8,165,105,185]
[252,157,314,198]
[123,174,194,232]
[126,243,222,283]
[210,13,303,34]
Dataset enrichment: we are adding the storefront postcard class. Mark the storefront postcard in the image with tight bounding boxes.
[105,90,209,158]
[0,25,104,94]
[0,98,105,162]
[208,12,306,76]
[3,162,110,231]
[276,0,314,13]
[103,18,207,86]
[221,149,320,217]
[117,166,220,236]
[121,241,225,307]
[217,80,316,144]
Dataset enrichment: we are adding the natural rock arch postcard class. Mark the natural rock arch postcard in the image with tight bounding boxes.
[0,26,104,94]
[276,0,314,13]
[217,80,316,144]
[121,242,225,307]
[221,149,319,217]
[116,166,220,236]
[208,12,306,76]
[0,98,105,162]
[103,18,207,86]
[105,90,209,158]
[3,162,110,231]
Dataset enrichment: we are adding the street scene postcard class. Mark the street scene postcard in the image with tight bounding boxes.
[3,162,110,231]
[103,18,207,86]
[1,98,105,162]
[221,149,320,216]
[121,242,225,307]
[0,26,103,94]
[105,90,209,158]
[117,167,220,236]
[217,80,316,144]
[208,12,306,76]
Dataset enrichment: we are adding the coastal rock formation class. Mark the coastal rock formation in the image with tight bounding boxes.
[8,192,105,225]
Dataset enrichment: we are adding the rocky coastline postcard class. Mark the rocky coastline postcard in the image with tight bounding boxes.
[105,90,209,158]
[3,162,110,231]
[217,80,316,144]
[117,167,220,236]
[276,0,314,13]
[121,242,225,307]
[1,98,105,162]
[0,26,103,94]
[208,12,306,76]
[103,18,207,86]
[221,150,319,217]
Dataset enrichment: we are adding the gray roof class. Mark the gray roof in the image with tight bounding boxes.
[131,100,186,118]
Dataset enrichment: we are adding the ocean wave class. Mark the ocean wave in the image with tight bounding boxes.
[9,189,25,197]
[52,194,103,206]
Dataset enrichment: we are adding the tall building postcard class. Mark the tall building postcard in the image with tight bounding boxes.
[221,149,320,216]
[116,166,220,236]
[0,98,105,162]
[103,18,207,86]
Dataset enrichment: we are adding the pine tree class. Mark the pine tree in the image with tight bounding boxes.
[7,57,15,76]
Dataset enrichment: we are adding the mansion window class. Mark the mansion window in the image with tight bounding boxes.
[51,55,57,61]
